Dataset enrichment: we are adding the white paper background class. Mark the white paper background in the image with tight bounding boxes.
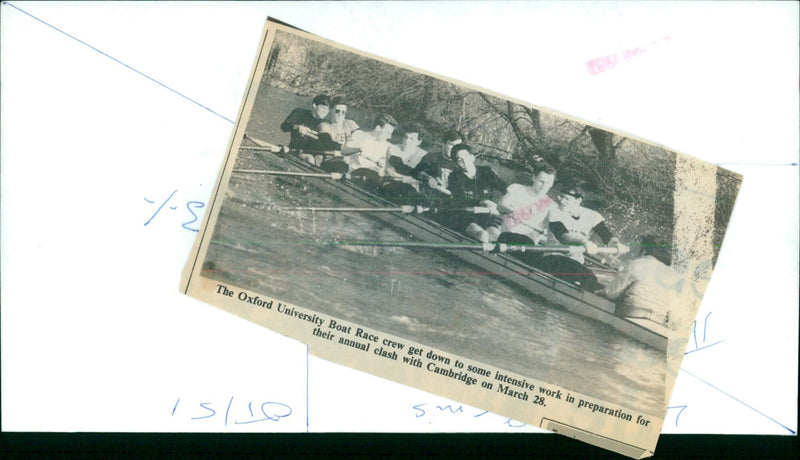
[2,1,797,436]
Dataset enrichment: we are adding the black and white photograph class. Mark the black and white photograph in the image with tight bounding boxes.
[182,21,741,454]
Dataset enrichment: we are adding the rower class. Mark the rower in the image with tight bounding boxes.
[442,144,507,243]
[317,97,359,172]
[279,94,331,165]
[380,122,428,204]
[601,235,683,329]
[411,130,463,206]
[340,113,398,190]
[492,159,557,266]
[539,183,629,290]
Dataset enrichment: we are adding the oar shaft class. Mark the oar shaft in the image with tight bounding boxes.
[232,169,343,180]
[283,206,418,214]
[336,240,619,255]
[279,205,495,215]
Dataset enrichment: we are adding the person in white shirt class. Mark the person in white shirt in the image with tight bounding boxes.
[340,113,398,189]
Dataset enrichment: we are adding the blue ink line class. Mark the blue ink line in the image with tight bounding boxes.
[306,344,309,433]
[144,189,178,226]
[474,410,489,418]
[691,319,698,350]
[684,339,725,355]
[225,396,233,427]
[679,368,796,434]
[666,405,687,427]
[3,2,234,124]
[171,398,180,416]
[144,198,155,204]
[702,311,711,342]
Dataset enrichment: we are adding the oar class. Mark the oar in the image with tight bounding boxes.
[333,240,621,255]
[232,169,344,180]
[277,205,496,214]
[281,205,427,214]
[242,134,359,158]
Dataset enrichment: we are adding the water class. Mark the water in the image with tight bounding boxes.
[201,144,665,416]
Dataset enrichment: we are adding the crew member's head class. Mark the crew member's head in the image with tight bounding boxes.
[372,113,399,141]
[450,144,476,178]
[557,182,584,212]
[530,162,556,196]
[441,130,465,159]
[311,94,331,119]
[402,122,426,151]
[329,97,348,124]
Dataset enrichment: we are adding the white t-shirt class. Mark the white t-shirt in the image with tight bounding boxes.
[498,184,555,242]
[346,130,391,175]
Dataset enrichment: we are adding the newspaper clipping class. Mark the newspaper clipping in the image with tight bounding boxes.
[181,18,741,457]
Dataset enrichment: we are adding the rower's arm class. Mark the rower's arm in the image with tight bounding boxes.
[592,221,614,245]
[280,109,301,133]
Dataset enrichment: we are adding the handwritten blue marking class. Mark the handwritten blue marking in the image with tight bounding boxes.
[684,339,725,355]
[225,396,233,427]
[685,311,723,355]
[144,189,178,226]
[171,398,180,416]
[144,198,155,204]
[666,405,687,427]
[2,2,235,124]
[182,201,205,232]
[504,417,527,428]
[412,403,427,418]
[679,368,796,434]
[473,410,489,418]
[191,402,216,420]
[233,402,292,424]
[436,404,463,414]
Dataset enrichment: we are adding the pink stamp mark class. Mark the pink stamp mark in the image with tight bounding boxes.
[586,35,671,76]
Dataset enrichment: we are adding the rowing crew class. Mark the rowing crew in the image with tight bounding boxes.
[277,95,680,326]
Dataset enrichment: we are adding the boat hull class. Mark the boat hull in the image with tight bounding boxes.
[246,146,668,352]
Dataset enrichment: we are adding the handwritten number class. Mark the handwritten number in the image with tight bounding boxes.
[191,402,216,420]
[412,403,427,418]
[144,190,178,226]
[667,405,688,427]
[183,201,205,232]
[234,402,292,424]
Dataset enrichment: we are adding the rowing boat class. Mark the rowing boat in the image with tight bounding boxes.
[240,137,669,351]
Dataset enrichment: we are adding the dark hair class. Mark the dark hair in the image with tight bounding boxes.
[640,235,672,266]
[374,113,398,129]
[403,121,427,140]
[312,94,332,107]
[449,143,472,162]
[532,160,556,177]
[330,97,347,107]
[442,129,465,144]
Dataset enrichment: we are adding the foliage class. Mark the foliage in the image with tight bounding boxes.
[261,30,743,249]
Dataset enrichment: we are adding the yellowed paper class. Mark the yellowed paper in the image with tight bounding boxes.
[181,18,741,457]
